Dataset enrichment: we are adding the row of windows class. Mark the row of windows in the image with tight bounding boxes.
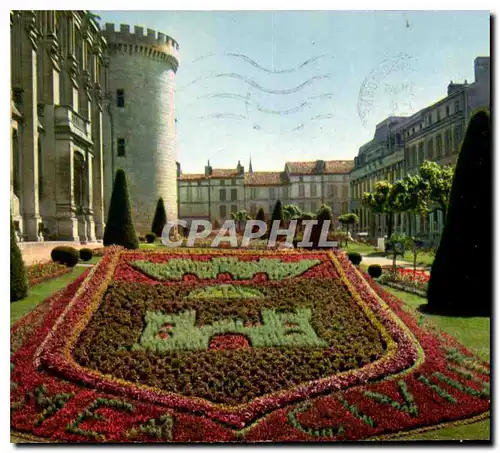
[406,124,463,167]
[219,204,239,218]
[405,99,462,139]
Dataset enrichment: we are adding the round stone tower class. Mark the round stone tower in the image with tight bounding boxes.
[102,23,179,234]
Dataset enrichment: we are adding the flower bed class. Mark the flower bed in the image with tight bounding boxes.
[26,261,72,287]
[378,266,430,296]
[11,248,489,442]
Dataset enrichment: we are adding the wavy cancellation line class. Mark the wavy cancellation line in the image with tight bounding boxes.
[191,53,331,74]
[177,72,332,94]
[193,92,335,116]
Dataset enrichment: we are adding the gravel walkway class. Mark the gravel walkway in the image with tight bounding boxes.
[361,255,429,270]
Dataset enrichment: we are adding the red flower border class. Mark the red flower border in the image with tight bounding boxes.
[11,247,490,442]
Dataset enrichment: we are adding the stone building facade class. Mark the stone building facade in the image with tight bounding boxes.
[11,11,107,242]
[349,56,490,243]
[177,159,353,226]
[10,12,180,241]
[102,23,179,234]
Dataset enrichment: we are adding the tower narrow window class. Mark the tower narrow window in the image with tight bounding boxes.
[117,89,125,107]
[117,138,126,156]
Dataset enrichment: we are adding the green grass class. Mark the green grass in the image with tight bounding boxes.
[139,242,165,249]
[345,242,377,255]
[400,250,435,267]
[381,286,490,441]
[10,267,88,325]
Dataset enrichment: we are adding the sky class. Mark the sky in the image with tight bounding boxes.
[95,10,490,174]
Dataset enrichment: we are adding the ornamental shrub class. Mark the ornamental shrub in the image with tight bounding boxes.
[145,232,157,243]
[51,246,79,267]
[270,200,283,226]
[10,213,28,302]
[138,235,146,242]
[368,264,382,278]
[103,169,139,249]
[310,204,334,248]
[256,207,265,223]
[427,109,491,316]
[79,248,93,262]
[347,251,362,265]
[151,198,167,238]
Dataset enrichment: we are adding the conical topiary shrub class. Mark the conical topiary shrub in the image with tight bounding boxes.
[11,214,28,302]
[267,200,283,239]
[310,204,334,248]
[427,109,491,316]
[256,207,265,223]
[151,197,167,238]
[103,169,139,249]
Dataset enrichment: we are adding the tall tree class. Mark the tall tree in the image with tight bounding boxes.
[283,204,303,222]
[11,213,28,301]
[362,181,394,237]
[231,209,251,233]
[418,160,454,217]
[338,213,359,242]
[151,197,167,237]
[427,110,491,315]
[388,175,427,237]
[103,169,139,249]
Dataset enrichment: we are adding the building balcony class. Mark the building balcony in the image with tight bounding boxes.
[54,105,93,145]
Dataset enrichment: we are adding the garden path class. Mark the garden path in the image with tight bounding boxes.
[361,256,429,270]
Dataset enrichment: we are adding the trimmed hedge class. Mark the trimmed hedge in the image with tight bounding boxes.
[145,232,157,244]
[103,169,139,249]
[347,252,362,265]
[51,246,79,267]
[368,264,382,278]
[79,248,93,262]
[151,198,167,238]
[427,109,491,316]
[10,213,28,302]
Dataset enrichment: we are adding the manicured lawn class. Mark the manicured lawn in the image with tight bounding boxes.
[84,256,101,265]
[381,286,490,440]
[345,242,378,255]
[10,267,88,325]
[400,250,435,267]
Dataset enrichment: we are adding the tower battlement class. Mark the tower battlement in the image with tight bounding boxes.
[102,23,179,71]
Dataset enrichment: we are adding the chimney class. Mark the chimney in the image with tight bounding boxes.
[447,80,465,96]
[204,160,212,176]
[474,56,490,84]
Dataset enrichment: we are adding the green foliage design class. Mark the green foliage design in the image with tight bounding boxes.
[364,380,418,417]
[131,257,320,281]
[133,307,328,353]
[187,284,264,299]
[28,385,74,427]
[128,413,174,440]
[338,396,375,427]
[66,398,134,441]
[433,372,489,399]
[287,402,344,438]
[417,375,457,404]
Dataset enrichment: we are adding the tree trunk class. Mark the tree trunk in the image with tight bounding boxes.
[387,212,393,238]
